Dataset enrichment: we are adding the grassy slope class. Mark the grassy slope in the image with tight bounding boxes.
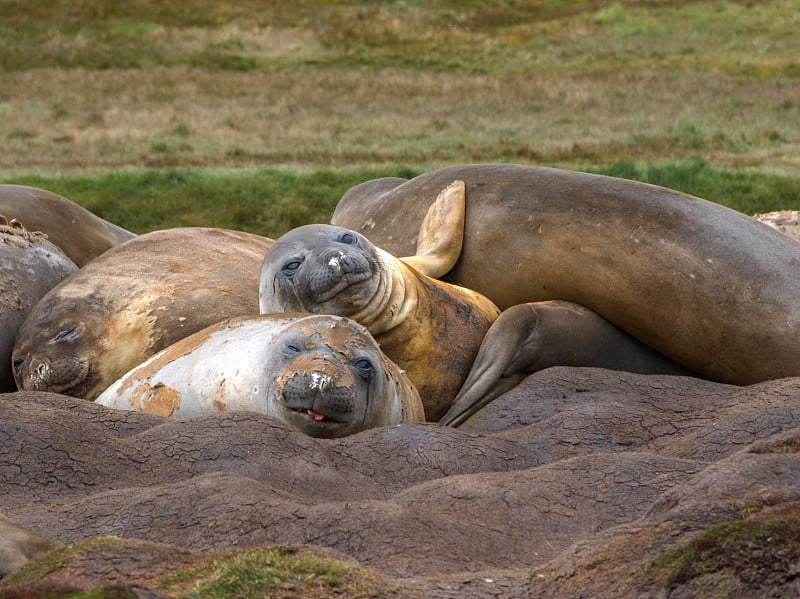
[4,160,798,236]
[1,1,798,230]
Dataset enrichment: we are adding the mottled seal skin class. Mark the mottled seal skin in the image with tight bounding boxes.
[332,164,800,386]
[0,512,60,578]
[259,224,500,421]
[0,218,78,392]
[13,228,273,400]
[96,313,424,437]
[0,184,135,266]
[440,300,695,427]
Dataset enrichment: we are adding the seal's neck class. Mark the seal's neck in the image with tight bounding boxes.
[348,247,417,337]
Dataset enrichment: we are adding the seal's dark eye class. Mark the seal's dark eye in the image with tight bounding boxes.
[339,232,358,246]
[353,358,374,379]
[282,260,302,276]
[55,325,80,341]
[283,341,303,358]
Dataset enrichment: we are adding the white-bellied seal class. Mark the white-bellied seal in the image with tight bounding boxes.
[439,300,695,426]
[0,512,60,578]
[96,313,424,437]
[1,217,78,392]
[259,184,500,421]
[331,164,800,387]
[0,184,135,266]
[13,228,273,400]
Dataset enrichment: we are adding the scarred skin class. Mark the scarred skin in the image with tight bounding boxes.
[0,218,77,392]
[96,313,424,438]
[13,228,273,400]
[0,185,135,266]
[259,224,500,422]
[331,163,800,386]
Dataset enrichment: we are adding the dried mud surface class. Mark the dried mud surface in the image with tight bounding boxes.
[2,366,799,598]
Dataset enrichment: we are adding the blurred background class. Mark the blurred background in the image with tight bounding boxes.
[1,0,798,236]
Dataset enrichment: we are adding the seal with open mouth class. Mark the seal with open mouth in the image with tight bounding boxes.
[259,181,500,421]
[95,313,424,437]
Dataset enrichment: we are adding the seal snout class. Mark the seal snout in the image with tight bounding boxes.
[15,354,94,397]
[278,352,356,424]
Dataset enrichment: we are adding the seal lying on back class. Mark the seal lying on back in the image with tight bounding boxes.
[13,228,273,400]
[260,183,500,421]
[0,217,77,391]
[331,164,800,387]
[96,313,424,437]
[0,512,60,578]
[0,184,135,266]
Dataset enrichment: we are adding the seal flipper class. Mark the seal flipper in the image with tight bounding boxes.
[440,301,695,427]
[400,180,465,278]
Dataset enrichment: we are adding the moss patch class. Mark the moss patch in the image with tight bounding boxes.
[636,505,800,595]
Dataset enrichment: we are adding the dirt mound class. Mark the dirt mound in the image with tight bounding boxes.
[2,367,800,597]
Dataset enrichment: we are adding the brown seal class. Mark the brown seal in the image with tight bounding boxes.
[439,300,695,426]
[13,227,273,400]
[259,185,500,421]
[0,184,135,266]
[331,164,800,387]
[96,313,424,437]
[0,217,77,391]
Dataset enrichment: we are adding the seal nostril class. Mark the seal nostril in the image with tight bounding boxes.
[36,362,48,376]
[12,355,26,374]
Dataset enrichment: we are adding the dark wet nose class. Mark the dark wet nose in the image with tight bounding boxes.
[282,371,354,415]
[12,355,26,376]
[320,249,363,273]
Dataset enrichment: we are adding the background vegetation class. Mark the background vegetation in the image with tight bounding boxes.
[1,0,798,234]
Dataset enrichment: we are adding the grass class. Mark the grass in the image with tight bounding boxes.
[635,505,800,595]
[0,539,400,599]
[4,159,799,236]
[1,1,798,174]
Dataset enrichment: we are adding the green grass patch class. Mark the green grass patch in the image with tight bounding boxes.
[1,1,798,74]
[636,506,800,593]
[162,545,381,598]
[4,161,799,237]
[0,536,119,589]
[0,539,398,599]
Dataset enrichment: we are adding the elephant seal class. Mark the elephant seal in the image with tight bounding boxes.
[755,210,800,244]
[259,189,500,421]
[439,300,695,426]
[0,217,78,391]
[13,228,273,400]
[96,313,424,437]
[0,184,135,266]
[331,164,800,387]
[0,512,60,578]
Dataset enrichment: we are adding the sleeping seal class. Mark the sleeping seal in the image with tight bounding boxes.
[13,228,273,400]
[331,164,800,387]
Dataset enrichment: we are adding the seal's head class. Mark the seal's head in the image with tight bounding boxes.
[264,315,421,437]
[12,282,153,401]
[259,224,388,318]
[13,296,102,399]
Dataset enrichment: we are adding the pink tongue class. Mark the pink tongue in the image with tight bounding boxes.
[307,409,327,422]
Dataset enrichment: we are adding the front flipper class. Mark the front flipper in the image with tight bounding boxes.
[439,300,694,427]
[400,180,465,278]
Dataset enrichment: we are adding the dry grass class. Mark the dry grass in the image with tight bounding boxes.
[1,0,798,175]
